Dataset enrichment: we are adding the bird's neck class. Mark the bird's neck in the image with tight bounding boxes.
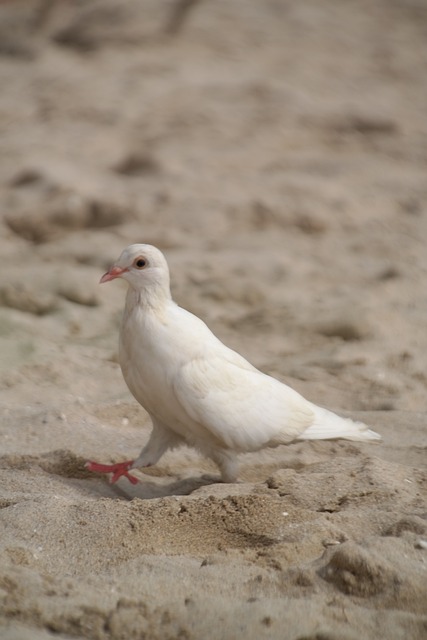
[125,284,172,314]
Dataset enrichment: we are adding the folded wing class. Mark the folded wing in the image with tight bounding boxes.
[173,355,315,452]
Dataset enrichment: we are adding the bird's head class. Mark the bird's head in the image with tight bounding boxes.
[100,244,171,296]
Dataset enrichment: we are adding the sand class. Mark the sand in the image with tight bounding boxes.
[0,1,427,638]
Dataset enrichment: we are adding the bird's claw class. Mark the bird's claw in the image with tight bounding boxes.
[85,459,138,485]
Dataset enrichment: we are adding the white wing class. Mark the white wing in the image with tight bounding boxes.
[173,354,314,452]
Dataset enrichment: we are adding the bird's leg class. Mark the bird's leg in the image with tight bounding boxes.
[132,420,185,469]
[86,420,184,484]
[210,450,239,483]
[85,459,138,485]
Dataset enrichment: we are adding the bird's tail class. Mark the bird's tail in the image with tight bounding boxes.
[298,404,381,442]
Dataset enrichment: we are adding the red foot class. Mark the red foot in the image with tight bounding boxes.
[85,460,138,485]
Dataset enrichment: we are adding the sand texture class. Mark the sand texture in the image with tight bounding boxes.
[0,1,427,638]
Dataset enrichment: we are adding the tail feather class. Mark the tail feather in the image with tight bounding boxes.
[298,405,381,443]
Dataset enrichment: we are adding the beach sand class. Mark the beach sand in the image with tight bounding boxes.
[0,1,426,638]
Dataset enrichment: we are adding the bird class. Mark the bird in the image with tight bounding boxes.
[86,244,381,485]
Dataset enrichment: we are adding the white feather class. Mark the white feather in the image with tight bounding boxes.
[104,244,381,482]
[300,404,382,442]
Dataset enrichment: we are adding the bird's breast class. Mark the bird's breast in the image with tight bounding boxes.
[118,306,194,429]
[117,301,234,449]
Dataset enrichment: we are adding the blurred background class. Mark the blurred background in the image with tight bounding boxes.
[0,0,426,415]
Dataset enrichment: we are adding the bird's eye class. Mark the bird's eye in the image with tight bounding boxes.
[134,258,147,269]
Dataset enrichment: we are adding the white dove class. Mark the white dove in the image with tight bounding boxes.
[86,244,381,485]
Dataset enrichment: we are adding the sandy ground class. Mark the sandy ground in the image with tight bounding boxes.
[0,1,427,638]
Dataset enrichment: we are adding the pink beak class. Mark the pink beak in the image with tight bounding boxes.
[100,265,128,284]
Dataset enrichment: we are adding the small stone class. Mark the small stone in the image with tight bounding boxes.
[415,539,427,550]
